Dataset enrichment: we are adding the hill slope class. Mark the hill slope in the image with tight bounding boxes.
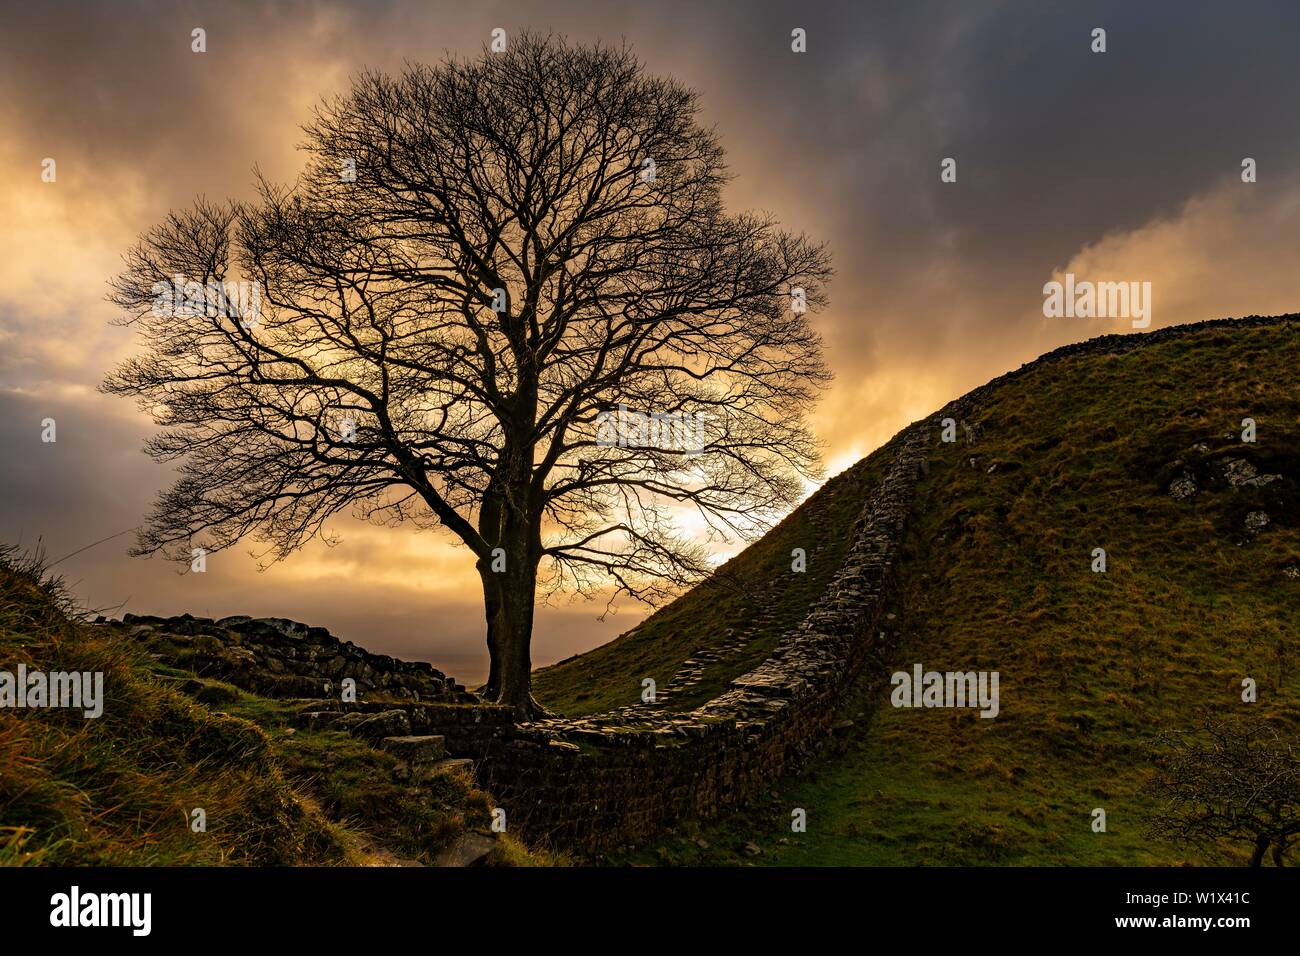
[548,316,1300,865]
[533,444,895,714]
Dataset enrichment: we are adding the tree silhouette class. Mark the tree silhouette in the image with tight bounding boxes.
[1147,714,1300,866]
[105,34,831,715]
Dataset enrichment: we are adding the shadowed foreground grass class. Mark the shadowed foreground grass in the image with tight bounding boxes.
[0,548,550,866]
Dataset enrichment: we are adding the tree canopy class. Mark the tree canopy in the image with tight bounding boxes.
[106,34,832,712]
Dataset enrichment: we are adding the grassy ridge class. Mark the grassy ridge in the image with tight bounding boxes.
[603,320,1300,865]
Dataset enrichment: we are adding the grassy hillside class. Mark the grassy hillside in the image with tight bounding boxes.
[580,319,1300,865]
[0,548,544,866]
[534,449,894,714]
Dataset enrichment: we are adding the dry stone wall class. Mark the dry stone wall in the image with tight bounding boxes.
[468,313,1300,851]
[105,612,476,703]
[470,424,932,849]
[104,315,1297,853]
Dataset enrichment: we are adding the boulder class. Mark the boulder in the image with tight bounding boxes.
[1168,472,1197,500]
[1245,511,1270,533]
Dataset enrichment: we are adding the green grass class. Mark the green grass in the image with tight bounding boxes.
[0,548,550,866]
[580,320,1300,865]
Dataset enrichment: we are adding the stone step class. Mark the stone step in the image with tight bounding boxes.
[433,832,498,867]
[428,757,474,775]
[379,735,448,763]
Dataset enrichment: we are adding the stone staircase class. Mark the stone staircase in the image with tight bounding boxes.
[634,461,856,710]
[373,734,497,866]
[632,504,843,710]
[640,614,771,708]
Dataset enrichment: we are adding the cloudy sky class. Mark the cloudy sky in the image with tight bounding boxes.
[3,0,1300,682]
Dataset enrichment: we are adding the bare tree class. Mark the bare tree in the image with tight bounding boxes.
[1147,714,1300,866]
[104,34,831,716]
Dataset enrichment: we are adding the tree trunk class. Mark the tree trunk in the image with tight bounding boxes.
[477,483,507,700]
[480,526,547,719]
[1250,834,1269,867]
[479,387,544,716]
[478,558,503,700]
